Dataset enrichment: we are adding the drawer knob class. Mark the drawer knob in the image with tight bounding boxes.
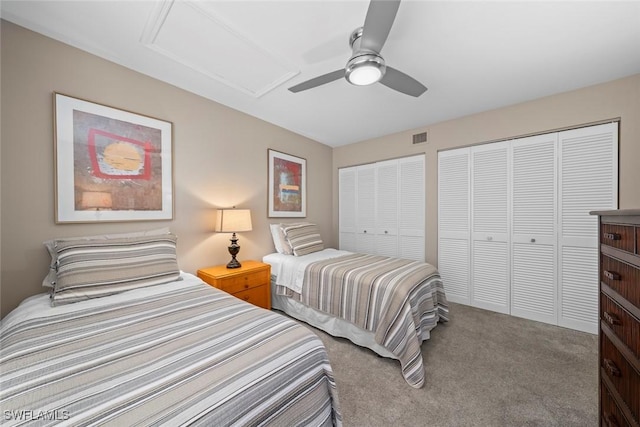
[244,284,249,289]
[604,270,621,281]
[603,232,621,241]
[603,311,621,326]
[243,296,250,301]
[604,414,620,427]
[603,359,621,377]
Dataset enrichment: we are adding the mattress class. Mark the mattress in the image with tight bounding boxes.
[0,273,342,426]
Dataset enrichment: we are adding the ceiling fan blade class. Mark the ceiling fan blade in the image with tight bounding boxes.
[360,0,401,53]
[288,69,345,93]
[379,66,427,97]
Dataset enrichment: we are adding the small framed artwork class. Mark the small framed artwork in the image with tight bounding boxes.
[268,149,306,217]
[54,93,173,223]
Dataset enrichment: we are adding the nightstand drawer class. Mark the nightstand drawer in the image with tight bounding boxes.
[217,270,269,294]
[233,285,269,309]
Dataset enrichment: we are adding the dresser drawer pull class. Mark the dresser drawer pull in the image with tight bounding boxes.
[604,270,621,281]
[603,359,621,377]
[603,311,621,326]
[603,232,621,241]
[604,413,620,427]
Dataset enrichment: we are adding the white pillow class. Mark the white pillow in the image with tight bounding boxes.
[269,223,294,255]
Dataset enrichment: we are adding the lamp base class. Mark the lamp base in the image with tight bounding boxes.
[227,233,242,269]
[226,258,241,269]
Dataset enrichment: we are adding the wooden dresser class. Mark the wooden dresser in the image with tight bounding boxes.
[591,210,640,427]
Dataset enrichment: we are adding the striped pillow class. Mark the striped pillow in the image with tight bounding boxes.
[51,234,181,306]
[42,227,171,288]
[282,223,324,256]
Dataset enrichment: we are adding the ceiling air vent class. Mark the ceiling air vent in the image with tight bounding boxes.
[412,132,427,144]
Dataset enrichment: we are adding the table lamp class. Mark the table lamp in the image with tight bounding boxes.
[215,208,252,268]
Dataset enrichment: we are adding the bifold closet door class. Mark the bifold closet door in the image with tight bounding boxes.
[355,163,377,253]
[558,123,618,333]
[438,148,470,304]
[338,167,357,252]
[510,134,557,325]
[470,142,509,314]
[398,155,425,261]
[339,155,425,259]
[375,159,399,258]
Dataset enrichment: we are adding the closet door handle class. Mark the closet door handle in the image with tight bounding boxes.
[603,311,621,326]
[384,230,388,234]
[603,359,621,377]
[486,236,493,241]
[603,232,621,241]
[530,238,536,243]
[604,270,621,281]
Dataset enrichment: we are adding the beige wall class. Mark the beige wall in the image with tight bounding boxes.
[0,21,334,317]
[333,73,640,268]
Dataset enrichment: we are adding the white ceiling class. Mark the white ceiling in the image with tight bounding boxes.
[2,1,640,147]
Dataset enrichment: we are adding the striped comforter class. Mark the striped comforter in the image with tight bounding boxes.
[1,274,342,426]
[275,253,448,388]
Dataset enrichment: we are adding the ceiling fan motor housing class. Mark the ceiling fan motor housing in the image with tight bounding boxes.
[345,26,386,86]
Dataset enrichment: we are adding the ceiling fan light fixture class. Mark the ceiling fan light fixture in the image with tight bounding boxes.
[345,54,386,86]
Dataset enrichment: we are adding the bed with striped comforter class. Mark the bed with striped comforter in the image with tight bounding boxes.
[270,252,448,389]
[0,273,342,426]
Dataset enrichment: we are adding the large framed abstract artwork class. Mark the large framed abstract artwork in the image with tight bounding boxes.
[267,149,306,218]
[54,93,173,223]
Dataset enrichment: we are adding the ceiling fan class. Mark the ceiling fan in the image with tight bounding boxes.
[288,0,427,97]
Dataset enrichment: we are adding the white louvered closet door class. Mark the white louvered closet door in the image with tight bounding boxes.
[356,164,377,254]
[470,142,510,314]
[510,134,557,325]
[398,155,425,261]
[438,148,470,304]
[375,159,399,258]
[558,123,618,334]
[338,167,357,252]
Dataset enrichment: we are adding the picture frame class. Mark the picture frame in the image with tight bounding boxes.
[268,149,306,217]
[54,93,174,223]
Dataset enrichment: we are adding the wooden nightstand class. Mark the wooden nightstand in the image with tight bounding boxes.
[197,260,271,309]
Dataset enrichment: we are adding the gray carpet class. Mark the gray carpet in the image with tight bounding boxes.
[305,302,598,427]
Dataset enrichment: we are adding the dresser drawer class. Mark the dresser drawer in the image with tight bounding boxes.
[232,285,269,308]
[602,255,640,311]
[601,293,640,361]
[216,270,269,294]
[601,333,640,423]
[601,381,635,427]
[602,224,636,254]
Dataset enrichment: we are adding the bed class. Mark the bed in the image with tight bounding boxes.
[264,223,449,389]
[1,231,342,426]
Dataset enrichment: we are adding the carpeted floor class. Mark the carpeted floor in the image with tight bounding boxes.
[303,302,598,427]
